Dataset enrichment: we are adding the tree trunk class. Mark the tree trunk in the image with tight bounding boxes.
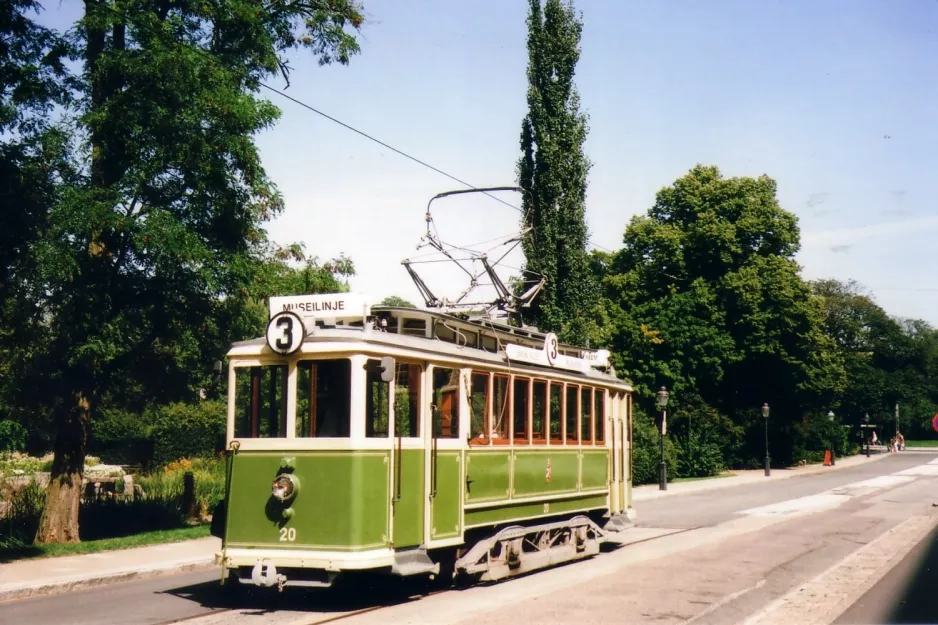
[35,389,92,544]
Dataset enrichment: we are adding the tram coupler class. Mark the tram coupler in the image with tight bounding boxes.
[250,559,287,591]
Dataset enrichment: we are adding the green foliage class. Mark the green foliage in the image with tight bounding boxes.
[598,165,855,469]
[0,0,365,543]
[517,0,597,344]
[0,421,28,453]
[88,407,153,465]
[380,295,417,308]
[0,479,46,551]
[149,402,226,467]
[630,408,677,485]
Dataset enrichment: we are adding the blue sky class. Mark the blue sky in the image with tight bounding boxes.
[37,1,938,325]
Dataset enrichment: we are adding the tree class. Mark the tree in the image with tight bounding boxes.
[27,0,364,544]
[600,165,845,465]
[812,279,938,438]
[517,0,596,344]
[0,0,76,455]
[379,295,416,308]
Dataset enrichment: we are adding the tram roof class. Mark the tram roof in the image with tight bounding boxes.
[231,304,631,390]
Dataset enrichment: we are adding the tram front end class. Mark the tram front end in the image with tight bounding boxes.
[212,331,433,591]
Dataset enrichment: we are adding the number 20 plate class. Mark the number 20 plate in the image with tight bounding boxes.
[266,311,306,355]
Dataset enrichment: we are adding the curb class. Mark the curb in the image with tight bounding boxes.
[633,452,894,502]
[0,557,216,603]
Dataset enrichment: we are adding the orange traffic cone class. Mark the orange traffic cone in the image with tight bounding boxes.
[823,450,832,466]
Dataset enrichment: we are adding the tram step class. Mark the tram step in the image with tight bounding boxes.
[391,547,441,577]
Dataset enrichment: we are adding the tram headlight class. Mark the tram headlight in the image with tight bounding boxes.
[271,474,299,502]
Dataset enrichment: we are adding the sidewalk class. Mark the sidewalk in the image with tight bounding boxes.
[632,451,894,502]
[0,536,220,602]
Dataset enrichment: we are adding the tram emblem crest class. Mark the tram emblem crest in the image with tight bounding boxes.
[545,458,552,483]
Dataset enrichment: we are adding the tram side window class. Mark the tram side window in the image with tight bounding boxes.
[365,360,390,438]
[234,365,288,438]
[469,372,489,443]
[549,382,562,443]
[565,384,578,443]
[581,387,592,444]
[394,364,422,438]
[513,377,530,443]
[532,381,548,443]
[595,390,606,443]
[431,367,459,438]
[296,360,351,438]
[492,375,510,443]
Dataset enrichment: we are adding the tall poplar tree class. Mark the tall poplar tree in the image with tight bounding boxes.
[517,0,596,344]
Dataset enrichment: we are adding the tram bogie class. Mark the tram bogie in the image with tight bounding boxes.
[213,292,634,592]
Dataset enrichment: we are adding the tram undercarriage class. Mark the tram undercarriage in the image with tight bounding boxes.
[224,510,633,592]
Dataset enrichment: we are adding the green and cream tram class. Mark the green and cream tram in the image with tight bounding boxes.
[212,292,634,591]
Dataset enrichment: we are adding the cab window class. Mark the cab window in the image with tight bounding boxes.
[365,359,390,437]
[234,364,287,438]
[431,366,459,438]
[296,359,351,437]
[469,372,489,443]
[394,363,422,437]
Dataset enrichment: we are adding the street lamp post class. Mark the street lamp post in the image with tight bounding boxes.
[762,403,770,477]
[656,386,669,491]
[827,410,836,466]
[864,413,871,458]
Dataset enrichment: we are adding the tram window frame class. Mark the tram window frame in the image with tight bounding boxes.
[565,384,579,444]
[531,380,548,445]
[296,359,352,438]
[491,374,511,445]
[548,382,563,444]
[233,364,288,439]
[512,376,531,444]
[595,389,606,444]
[393,362,422,438]
[581,386,593,445]
[365,359,390,438]
[468,371,490,444]
[430,366,459,439]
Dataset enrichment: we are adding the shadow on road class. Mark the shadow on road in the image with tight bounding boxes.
[884,525,938,624]
[159,571,442,614]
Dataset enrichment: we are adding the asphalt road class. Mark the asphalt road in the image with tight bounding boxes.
[634,451,934,529]
[834,523,938,625]
[2,452,936,625]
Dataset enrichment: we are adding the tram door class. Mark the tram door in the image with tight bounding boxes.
[423,365,463,547]
[609,392,622,514]
[390,363,426,548]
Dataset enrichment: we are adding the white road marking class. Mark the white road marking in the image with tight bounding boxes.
[741,493,849,517]
[895,464,938,476]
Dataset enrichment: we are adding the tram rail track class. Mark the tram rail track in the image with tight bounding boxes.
[155,526,702,625]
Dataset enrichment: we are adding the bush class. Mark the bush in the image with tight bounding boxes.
[88,407,154,466]
[675,436,724,478]
[0,420,28,453]
[669,398,734,477]
[136,456,226,518]
[150,401,226,467]
[631,408,677,485]
[0,479,46,550]
[791,412,852,465]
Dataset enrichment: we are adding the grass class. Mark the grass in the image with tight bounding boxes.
[905,440,938,447]
[0,524,210,562]
[672,471,736,483]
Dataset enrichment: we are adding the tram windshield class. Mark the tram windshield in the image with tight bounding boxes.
[233,364,288,438]
[297,359,351,437]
